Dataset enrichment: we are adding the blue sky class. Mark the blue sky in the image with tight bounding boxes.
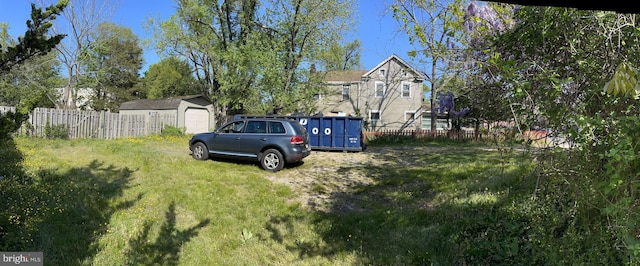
[0,0,419,73]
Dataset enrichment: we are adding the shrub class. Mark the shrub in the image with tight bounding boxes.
[160,125,185,137]
[44,123,69,139]
[0,111,28,140]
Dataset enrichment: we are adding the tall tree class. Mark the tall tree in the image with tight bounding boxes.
[42,0,115,109]
[151,0,261,115]
[320,40,363,71]
[0,1,66,73]
[142,57,199,99]
[454,1,517,133]
[258,0,356,114]
[392,0,467,131]
[152,0,357,117]
[0,1,66,139]
[0,48,64,108]
[82,22,143,111]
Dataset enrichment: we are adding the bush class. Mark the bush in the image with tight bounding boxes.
[160,125,185,137]
[0,111,28,140]
[44,123,69,139]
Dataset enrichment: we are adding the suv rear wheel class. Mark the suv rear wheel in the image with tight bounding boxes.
[260,148,284,172]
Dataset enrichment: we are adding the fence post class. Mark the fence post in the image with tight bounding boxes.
[98,111,104,139]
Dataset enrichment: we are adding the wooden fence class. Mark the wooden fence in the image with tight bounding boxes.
[364,129,478,141]
[0,106,176,139]
[363,129,553,143]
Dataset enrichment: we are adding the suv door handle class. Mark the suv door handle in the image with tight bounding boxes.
[235,137,241,140]
[260,137,267,141]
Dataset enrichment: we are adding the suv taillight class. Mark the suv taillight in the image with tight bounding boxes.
[290,135,304,145]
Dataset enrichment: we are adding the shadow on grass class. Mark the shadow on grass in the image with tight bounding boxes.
[126,202,210,265]
[0,138,140,264]
[198,154,306,171]
[265,144,539,264]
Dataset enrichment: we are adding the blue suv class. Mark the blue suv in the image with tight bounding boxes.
[189,118,311,171]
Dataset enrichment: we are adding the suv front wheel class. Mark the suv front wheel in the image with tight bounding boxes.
[191,142,209,160]
[260,148,284,172]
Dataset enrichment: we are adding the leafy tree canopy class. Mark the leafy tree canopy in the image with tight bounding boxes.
[152,0,357,116]
[143,57,200,99]
[0,0,67,74]
[0,0,67,140]
[82,22,143,111]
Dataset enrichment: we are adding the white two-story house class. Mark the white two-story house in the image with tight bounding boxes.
[316,54,427,131]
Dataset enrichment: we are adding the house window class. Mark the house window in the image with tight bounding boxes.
[342,85,350,101]
[375,82,385,97]
[437,118,450,130]
[421,113,452,130]
[369,110,381,121]
[401,82,411,98]
[379,68,386,76]
[313,93,321,100]
[405,111,416,121]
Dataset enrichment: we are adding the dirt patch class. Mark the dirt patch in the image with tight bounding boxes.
[265,146,445,213]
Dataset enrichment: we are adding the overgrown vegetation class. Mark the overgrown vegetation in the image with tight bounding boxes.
[159,125,184,137]
[394,2,640,263]
[2,1,640,264]
[0,136,635,264]
[44,123,69,139]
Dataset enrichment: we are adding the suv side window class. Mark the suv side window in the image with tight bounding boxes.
[220,121,245,133]
[269,121,286,134]
[245,121,267,133]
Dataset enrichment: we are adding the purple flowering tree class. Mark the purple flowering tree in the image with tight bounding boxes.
[391,0,467,131]
[438,90,469,130]
[455,1,517,136]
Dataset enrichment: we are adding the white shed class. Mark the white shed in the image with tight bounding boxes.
[119,95,215,134]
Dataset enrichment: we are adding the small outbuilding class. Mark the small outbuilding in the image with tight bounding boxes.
[119,95,215,134]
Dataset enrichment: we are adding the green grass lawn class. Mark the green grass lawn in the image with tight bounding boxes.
[1,135,540,265]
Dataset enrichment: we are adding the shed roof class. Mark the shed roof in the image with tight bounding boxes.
[119,95,210,111]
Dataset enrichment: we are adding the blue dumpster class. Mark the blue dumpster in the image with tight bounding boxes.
[233,115,364,152]
[298,116,363,151]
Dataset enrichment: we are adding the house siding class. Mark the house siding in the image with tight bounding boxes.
[317,55,425,131]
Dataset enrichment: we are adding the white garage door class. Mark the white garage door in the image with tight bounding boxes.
[184,108,210,134]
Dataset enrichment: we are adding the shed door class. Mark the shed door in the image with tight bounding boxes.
[185,108,210,134]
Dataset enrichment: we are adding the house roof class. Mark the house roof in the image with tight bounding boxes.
[324,70,368,82]
[363,54,428,81]
[323,55,428,83]
[119,95,210,110]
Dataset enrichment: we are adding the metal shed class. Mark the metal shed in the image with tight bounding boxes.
[119,95,215,134]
